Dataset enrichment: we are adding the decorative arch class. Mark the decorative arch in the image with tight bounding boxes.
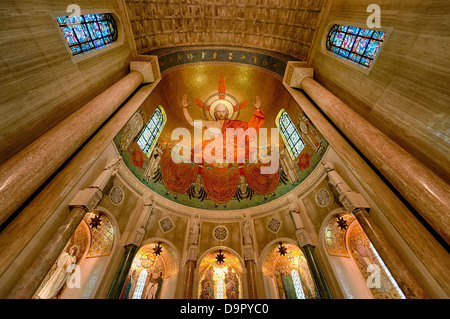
[120,239,180,299]
[197,246,244,299]
[33,207,119,299]
[260,238,317,299]
[320,209,405,299]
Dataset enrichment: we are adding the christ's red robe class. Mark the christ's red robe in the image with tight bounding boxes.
[192,109,265,164]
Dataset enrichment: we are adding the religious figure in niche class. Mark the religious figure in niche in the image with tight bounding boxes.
[274,271,286,299]
[121,269,138,299]
[354,238,379,270]
[120,111,145,151]
[143,143,163,181]
[224,267,239,299]
[37,245,79,299]
[180,92,265,163]
[188,214,201,246]
[200,266,215,299]
[280,269,297,299]
[298,114,323,154]
[146,272,160,299]
[242,217,253,245]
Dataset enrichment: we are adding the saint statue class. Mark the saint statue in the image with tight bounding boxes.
[37,245,79,299]
[188,214,201,246]
[242,217,253,245]
[181,94,265,163]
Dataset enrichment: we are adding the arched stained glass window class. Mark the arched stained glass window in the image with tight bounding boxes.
[326,24,387,68]
[291,269,306,299]
[55,13,118,56]
[132,269,148,299]
[276,110,305,160]
[137,106,166,156]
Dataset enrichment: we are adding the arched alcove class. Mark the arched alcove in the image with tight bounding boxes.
[196,247,244,299]
[321,210,406,299]
[120,239,180,299]
[261,239,317,299]
[33,208,119,299]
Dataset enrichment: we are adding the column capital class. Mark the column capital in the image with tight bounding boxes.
[130,58,155,84]
[68,187,102,212]
[187,244,199,261]
[339,191,370,213]
[296,228,314,247]
[126,228,145,246]
[243,244,255,261]
[286,65,314,89]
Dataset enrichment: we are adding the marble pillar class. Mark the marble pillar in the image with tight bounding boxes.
[184,260,197,299]
[289,197,332,299]
[106,244,139,299]
[327,164,428,298]
[245,260,258,299]
[283,79,449,298]
[353,208,428,299]
[302,244,333,299]
[297,70,450,244]
[0,60,160,283]
[7,206,89,299]
[184,245,199,299]
[0,69,144,227]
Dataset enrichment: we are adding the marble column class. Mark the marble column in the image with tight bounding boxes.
[301,244,333,299]
[7,186,102,299]
[326,164,428,299]
[289,197,332,299]
[184,260,197,299]
[7,158,119,298]
[245,259,258,299]
[291,67,450,244]
[7,205,88,299]
[242,216,258,299]
[106,244,139,299]
[353,208,427,299]
[107,195,154,299]
[183,245,199,299]
[0,62,160,284]
[0,67,145,227]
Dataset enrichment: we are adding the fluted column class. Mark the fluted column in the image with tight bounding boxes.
[0,66,146,227]
[325,163,428,299]
[291,67,450,244]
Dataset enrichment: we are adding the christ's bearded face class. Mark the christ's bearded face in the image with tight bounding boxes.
[214,103,228,121]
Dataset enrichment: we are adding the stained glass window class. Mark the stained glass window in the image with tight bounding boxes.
[55,13,118,56]
[326,24,387,68]
[369,243,406,299]
[291,269,306,299]
[136,106,165,155]
[132,270,147,299]
[277,110,305,159]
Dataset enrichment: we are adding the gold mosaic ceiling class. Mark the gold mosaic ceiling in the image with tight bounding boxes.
[125,0,326,60]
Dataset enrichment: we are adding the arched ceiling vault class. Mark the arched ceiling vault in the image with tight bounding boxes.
[124,0,326,60]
